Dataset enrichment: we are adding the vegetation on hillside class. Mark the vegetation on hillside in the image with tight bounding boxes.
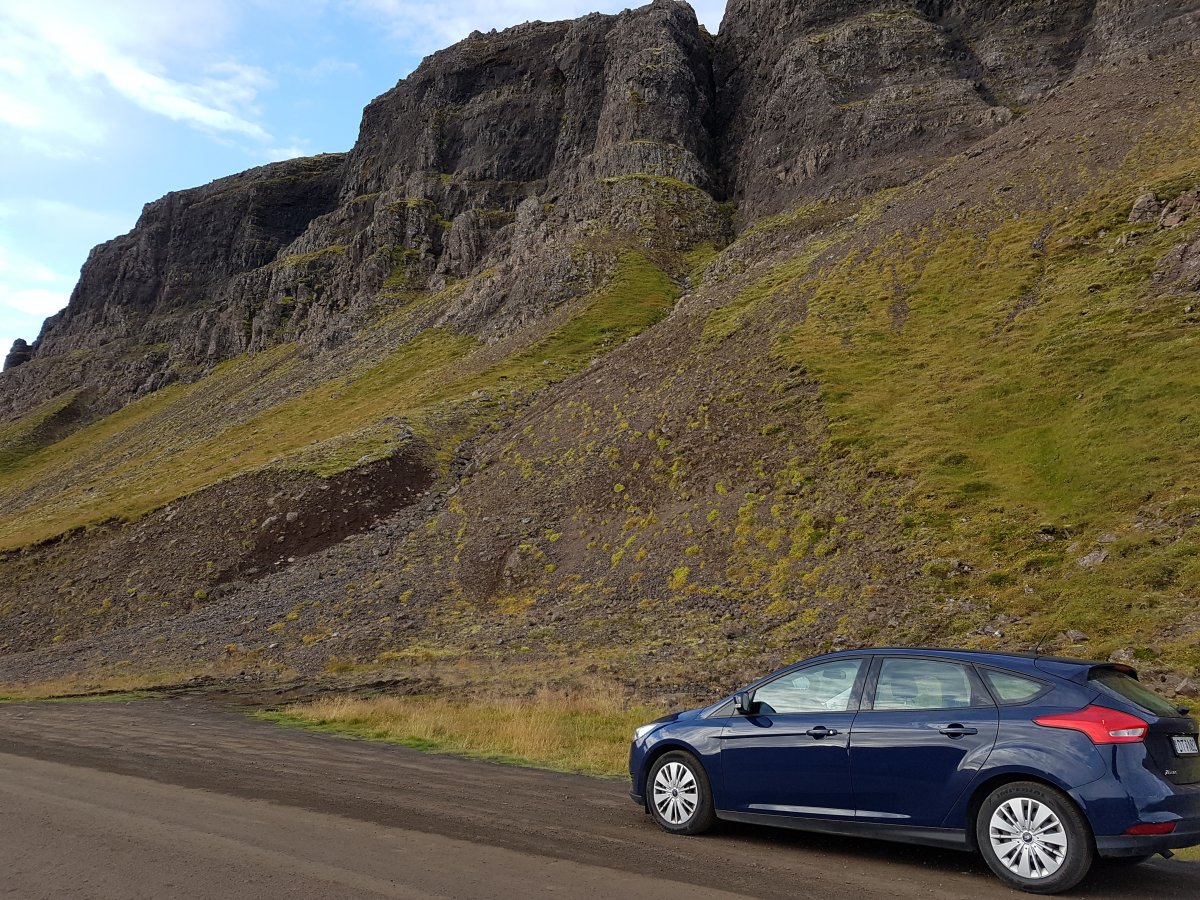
[0,252,678,549]
[738,130,1200,666]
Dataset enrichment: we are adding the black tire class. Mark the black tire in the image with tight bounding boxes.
[646,750,716,835]
[975,781,1094,895]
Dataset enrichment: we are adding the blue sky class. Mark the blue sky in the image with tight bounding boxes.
[0,0,726,357]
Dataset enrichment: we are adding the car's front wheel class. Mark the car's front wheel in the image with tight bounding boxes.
[647,750,715,835]
[976,781,1094,895]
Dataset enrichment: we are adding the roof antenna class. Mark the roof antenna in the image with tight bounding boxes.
[1031,630,1053,657]
[1030,609,1069,656]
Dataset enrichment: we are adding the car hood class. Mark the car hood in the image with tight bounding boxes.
[647,707,704,728]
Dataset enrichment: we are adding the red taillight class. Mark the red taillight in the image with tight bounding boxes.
[1034,705,1148,744]
[1124,822,1177,836]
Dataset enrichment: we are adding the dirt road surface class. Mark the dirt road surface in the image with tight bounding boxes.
[0,697,1195,899]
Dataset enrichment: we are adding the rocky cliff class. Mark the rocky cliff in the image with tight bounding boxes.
[3,0,726,422]
[13,0,1198,421]
[1,1,1199,699]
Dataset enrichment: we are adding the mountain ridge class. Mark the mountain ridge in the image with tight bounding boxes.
[13,0,1198,413]
[1,0,1199,700]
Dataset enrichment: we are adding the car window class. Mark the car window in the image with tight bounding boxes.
[873,658,982,710]
[980,669,1046,705]
[754,659,864,714]
[1090,668,1180,717]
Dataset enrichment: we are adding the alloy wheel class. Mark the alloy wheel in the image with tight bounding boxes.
[988,796,1069,880]
[652,760,699,826]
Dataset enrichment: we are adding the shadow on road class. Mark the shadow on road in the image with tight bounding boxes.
[684,818,1196,898]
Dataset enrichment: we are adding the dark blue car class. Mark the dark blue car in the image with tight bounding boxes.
[629,648,1200,894]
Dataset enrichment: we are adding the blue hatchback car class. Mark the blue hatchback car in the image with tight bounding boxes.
[629,648,1200,894]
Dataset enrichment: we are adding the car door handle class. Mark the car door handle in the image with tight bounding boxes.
[939,724,978,738]
[805,726,839,739]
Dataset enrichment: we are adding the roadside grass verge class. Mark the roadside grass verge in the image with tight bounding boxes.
[0,669,195,703]
[256,688,661,777]
[0,655,292,702]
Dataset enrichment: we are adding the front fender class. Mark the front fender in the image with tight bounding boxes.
[632,722,727,806]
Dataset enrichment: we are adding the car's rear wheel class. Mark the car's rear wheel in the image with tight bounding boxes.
[647,751,715,835]
[976,781,1094,894]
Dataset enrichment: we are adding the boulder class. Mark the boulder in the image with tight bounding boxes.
[1128,191,1162,224]
[1160,188,1200,229]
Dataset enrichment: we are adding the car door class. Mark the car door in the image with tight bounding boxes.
[850,656,999,827]
[720,657,867,819]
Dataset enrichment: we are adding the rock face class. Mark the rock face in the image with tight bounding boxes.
[1130,192,1163,224]
[1,0,731,420]
[3,0,1200,415]
[3,340,31,371]
[714,0,1200,218]
[38,155,346,360]
[1082,0,1200,62]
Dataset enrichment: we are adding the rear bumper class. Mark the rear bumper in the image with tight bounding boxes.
[1095,825,1200,857]
[1074,743,1200,857]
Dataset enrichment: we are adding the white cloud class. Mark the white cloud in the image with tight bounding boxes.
[0,285,69,318]
[25,200,135,241]
[0,0,273,151]
[265,145,312,162]
[0,206,126,340]
[0,245,71,289]
[350,1,728,52]
[0,244,72,345]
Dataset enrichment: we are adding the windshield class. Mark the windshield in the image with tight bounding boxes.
[1090,669,1180,718]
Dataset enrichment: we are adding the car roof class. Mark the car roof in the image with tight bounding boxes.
[810,646,1111,671]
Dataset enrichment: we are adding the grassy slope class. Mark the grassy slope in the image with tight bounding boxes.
[737,125,1200,665]
[0,253,678,549]
[1,69,1197,691]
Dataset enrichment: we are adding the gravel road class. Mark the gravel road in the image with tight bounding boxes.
[0,697,1195,899]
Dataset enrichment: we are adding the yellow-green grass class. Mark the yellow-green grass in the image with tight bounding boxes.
[0,252,678,549]
[0,390,81,471]
[762,144,1200,660]
[0,669,197,702]
[257,688,659,777]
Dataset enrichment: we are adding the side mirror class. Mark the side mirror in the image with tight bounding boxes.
[734,691,757,716]
[1179,706,1191,716]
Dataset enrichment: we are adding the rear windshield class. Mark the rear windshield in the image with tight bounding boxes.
[1090,669,1179,717]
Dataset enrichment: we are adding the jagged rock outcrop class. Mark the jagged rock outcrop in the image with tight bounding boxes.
[712,0,1200,219]
[1082,0,1200,62]
[347,3,719,198]
[36,154,345,359]
[3,339,31,371]
[2,0,730,422]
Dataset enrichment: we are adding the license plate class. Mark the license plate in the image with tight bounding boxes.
[1172,735,1199,755]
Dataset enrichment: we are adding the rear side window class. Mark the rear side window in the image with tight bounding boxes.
[873,658,987,710]
[980,669,1046,705]
[1091,669,1179,717]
